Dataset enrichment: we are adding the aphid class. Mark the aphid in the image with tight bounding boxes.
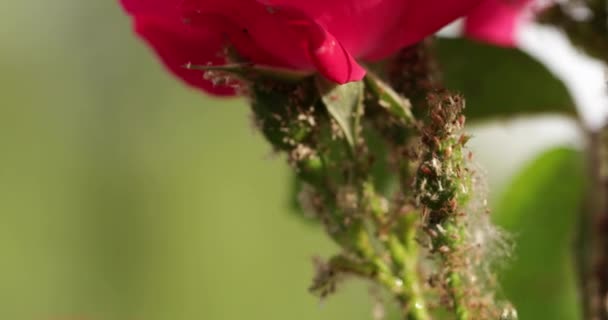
[431,112,444,126]
[459,134,471,146]
[265,6,277,14]
[427,274,440,287]
[447,199,458,212]
[458,114,466,127]
[444,146,453,158]
[500,305,518,320]
[420,165,433,176]
[436,224,446,234]
[432,136,441,148]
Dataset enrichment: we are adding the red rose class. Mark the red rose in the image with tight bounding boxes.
[121,0,481,94]
[464,0,544,47]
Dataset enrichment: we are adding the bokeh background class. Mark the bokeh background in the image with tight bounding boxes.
[1,1,604,320]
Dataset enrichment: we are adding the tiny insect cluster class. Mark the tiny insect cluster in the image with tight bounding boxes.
[193,41,515,320]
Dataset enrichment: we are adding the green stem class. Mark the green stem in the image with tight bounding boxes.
[388,230,430,320]
[364,183,430,320]
[413,91,477,319]
[584,127,608,319]
[432,221,470,320]
[447,271,468,320]
[539,6,608,317]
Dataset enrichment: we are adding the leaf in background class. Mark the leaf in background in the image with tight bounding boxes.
[436,38,578,121]
[316,77,364,148]
[493,147,585,320]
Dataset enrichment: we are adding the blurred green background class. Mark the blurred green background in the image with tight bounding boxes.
[0,1,587,320]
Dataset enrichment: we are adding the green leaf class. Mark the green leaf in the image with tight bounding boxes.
[363,73,415,125]
[493,147,585,320]
[316,77,364,148]
[436,38,578,121]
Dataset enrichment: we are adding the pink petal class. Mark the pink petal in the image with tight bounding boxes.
[133,15,236,95]
[184,0,365,83]
[120,0,179,15]
[364,0,483,60]
[254,4,365,83]
[306,27,366,84]
[264,0,409,58]
[464,0,531,47]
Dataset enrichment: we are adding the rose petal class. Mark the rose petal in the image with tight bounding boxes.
[123,0,481,88]
[255,5,365,83]
[464,0,531,47]
[185,0,365,83]
[134,15,236,95]
[120,0,179,15]
[364,0,482,60]
[294,17,366,83]
[264,0,408,58]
